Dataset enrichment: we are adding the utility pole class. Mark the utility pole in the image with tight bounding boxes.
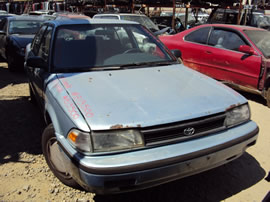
[237,0,243,25]
[171,0,176,31]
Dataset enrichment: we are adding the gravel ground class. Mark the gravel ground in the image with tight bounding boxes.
[0,62,269,202]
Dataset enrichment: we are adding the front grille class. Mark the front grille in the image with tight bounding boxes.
[141,112,226,146]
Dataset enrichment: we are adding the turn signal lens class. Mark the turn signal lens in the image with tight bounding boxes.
[67,129,92,153]
[68,131,78,143]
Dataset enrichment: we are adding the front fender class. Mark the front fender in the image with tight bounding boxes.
[44,74,90,138]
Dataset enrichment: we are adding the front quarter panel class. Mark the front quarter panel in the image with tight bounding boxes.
[45,74,90,137]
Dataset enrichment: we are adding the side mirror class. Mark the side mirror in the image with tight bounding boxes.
[239,45,255,55]
[26,56,47,69]
[171,49,182,58]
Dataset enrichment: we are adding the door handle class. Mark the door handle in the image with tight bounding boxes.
[205,50,212,54]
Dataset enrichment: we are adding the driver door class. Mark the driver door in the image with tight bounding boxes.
[27,25,52,108]
[205,28,261,90]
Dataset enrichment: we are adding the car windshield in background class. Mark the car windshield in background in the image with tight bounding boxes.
[177,14,196,26]
[120,15,159,32]
[244,30,270,58]
[9,20,43,34]
[53,24,174,72]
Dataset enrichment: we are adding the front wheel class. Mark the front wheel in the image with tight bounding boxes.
[42,124,80,188]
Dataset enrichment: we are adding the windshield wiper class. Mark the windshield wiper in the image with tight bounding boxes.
[91,66,122,71]
[119,61,177,68]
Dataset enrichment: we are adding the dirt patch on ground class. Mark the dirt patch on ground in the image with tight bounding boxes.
[0,63,269,202]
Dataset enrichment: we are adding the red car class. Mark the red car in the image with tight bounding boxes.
[160,24,270,107]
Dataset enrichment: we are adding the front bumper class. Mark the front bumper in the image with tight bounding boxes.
[58,121,258,194]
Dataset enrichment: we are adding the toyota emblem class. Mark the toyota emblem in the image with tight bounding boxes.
[183,127,195,136]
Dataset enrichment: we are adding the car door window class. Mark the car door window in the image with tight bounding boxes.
[184,27,211,44]
[32,25,47,55]
[98,16,119,19]
[38,26,52,63]
[0,18,7,32]
[209,29,247,51]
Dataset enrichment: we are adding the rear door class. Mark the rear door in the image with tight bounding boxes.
[204,27,261,90]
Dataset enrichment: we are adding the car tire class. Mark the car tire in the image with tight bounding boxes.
[7,55,16,72]
[266,88,270,108]
[42,124,80,188]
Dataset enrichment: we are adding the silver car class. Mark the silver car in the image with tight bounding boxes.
[24,18,259,194]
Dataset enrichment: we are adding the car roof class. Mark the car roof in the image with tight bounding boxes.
[45,18,139,26]
[199,23,266,31]
[55,13,91,20]
[94,13,146,17]
[7,15,45,21]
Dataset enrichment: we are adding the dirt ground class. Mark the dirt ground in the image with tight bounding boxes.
[0,62,269,202]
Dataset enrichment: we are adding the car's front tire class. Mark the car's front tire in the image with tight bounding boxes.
[42,124,80,188]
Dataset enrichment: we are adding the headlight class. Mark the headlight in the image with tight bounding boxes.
[67,129,92,153]
[91,130,144,153]
[225,104,250,127]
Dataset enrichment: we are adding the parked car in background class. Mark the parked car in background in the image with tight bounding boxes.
[151,13,197,33]
[151,11,205,33]
[196,12,209,23]
[24,18,258,194]
[160,24,270,107]
[0,15,44,71]
[207,8,267,28]
[160,11,197,27]
[93,13,172,35]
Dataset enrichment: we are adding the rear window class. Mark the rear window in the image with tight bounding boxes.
[244,30,270,58]
[9,20,43,34]
[185,27,210,44]
[94,15,119,20]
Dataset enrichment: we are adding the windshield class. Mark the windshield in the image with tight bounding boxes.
[9,20,43,34]
[120,15,159,32]
[177,14,196,26]
[244,30,270,58]
[53,24,175,71]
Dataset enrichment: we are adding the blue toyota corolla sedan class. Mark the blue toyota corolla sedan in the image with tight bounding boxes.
[24,18,259,194]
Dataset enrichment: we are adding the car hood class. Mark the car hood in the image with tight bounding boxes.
[57,64,246,130]
[9,34,34,47]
